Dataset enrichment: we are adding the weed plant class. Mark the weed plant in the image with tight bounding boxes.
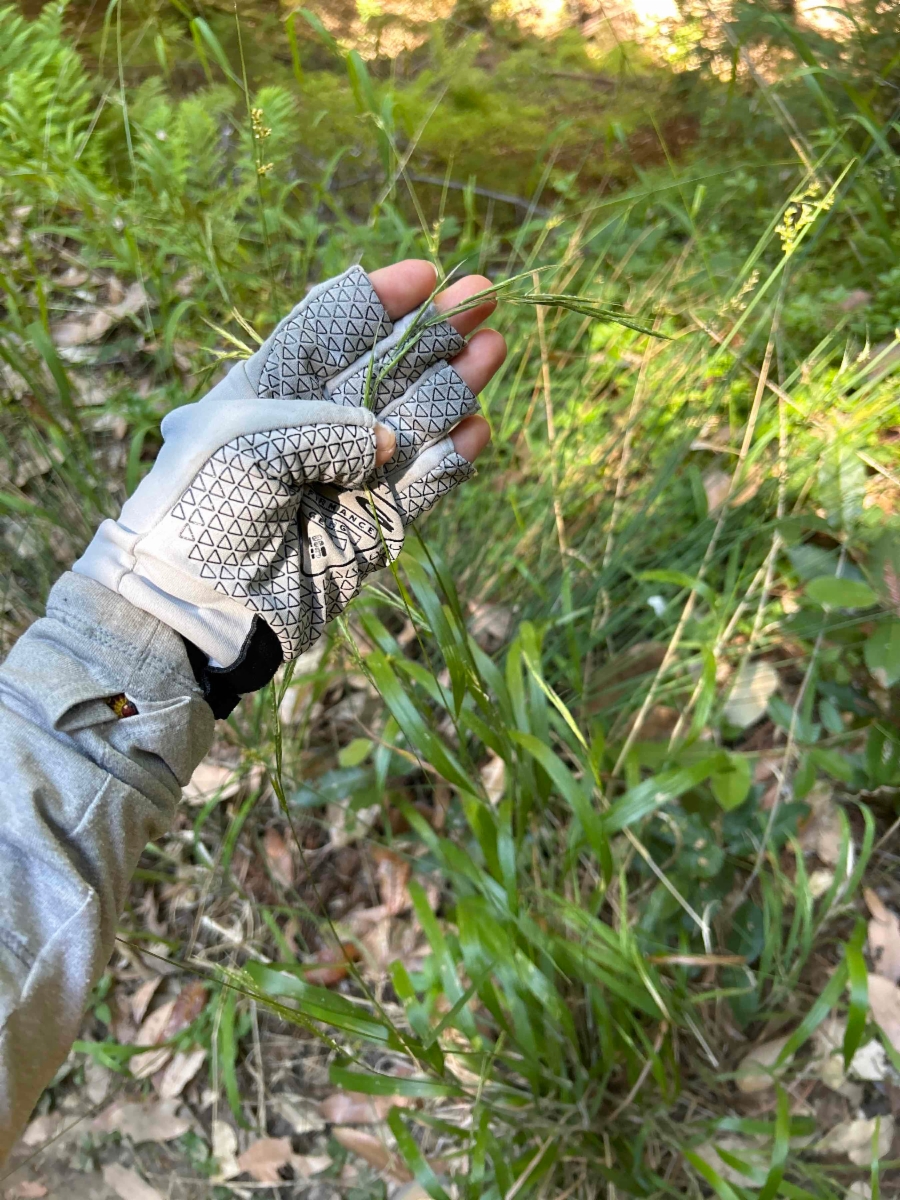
[2,2,900,1196]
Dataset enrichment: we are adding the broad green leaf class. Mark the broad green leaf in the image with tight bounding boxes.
[865,619,900,688]
[844,921,869,1070]
[808,746,854,783]
[245,964,392,1044]
[818,443,866,530]
[710,753,752,811]
[805,575,877,609]
[330,1064,462,1100]
[365,651,472,791]
[603,756,726,833]
[346,49,378,115]
[338,738,372,768]
[189,17,241,85]
[284,11,304,85]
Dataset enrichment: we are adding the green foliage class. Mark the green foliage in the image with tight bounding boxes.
[3,1,900,1195]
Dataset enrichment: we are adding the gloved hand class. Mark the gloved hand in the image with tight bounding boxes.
[73,262,501,716]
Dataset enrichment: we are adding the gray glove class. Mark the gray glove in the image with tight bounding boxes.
[73,266,479,713]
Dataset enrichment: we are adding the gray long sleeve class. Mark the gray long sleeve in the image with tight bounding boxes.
[0,573,214,1160]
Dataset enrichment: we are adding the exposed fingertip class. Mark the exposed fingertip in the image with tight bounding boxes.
[369,260,438,319]
[450,328,507,395]
[450,414,492,463]
[435,274,497,334]
[374,423,397,466]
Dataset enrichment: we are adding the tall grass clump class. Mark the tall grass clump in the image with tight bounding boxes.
[2,2,900,1196]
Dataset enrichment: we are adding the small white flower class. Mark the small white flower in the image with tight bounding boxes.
[647,594,667,617]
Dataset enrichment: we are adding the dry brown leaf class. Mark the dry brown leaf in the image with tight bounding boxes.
[799,784,842,866]
[374,847,412,915]
[84,1057,112,1106]
[867,974,900,1052]
[443,1028,483,1086]
[4,1183,48,1199]
[735,1034,792,1094]
[20,1114,63,1147]
[865,888,900,983]
[813,1018,886,1092]
[130,977,164,1026]
[361,915,394,970]
[236,1136,293,1183]
[182,759,241,806]
[101,1165,163,1200]
[165,981,209,1037]
[132,980,208,1077]
[291,1154,332,1179]
[264,827,294,888]
[92,1097,192,1143]
[623,704,681,742]
[467,601,514,650]
[270,1096,325,1134]
[211,1119,241,1182]
[54,266,90,288]
[130,999,176,1079]
[51,309,114,347]
[732,465,763,507]
[393,1186,433,1200]
[304,942,361,987]
[331,1127,412,1183]
[156,1047,206,1099]
[809,868,836,899]
[479,753,506,806]
[839,289,872,312]
[849,1040,888,1082]
[702,468,731,513]
[320,1091,399,1124]
[816,1116,894,1165]
[107,282,147,319]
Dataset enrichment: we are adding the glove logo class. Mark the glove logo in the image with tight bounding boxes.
[299,485,403,577]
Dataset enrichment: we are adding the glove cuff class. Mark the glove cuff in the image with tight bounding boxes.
[182,615,283,719]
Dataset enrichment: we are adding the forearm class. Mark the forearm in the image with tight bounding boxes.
[0,573,214,1159]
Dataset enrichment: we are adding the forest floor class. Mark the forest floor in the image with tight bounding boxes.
[3,1,900,1198]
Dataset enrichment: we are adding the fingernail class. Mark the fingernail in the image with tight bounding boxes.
[374,423,396,466]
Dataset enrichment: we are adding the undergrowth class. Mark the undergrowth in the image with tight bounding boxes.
[2,1,900,1197]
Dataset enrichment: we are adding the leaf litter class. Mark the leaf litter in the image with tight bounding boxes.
[865,887,900,983]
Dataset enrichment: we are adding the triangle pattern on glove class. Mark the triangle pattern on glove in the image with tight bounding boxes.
[174,421,374,661]
[258,271,388,399]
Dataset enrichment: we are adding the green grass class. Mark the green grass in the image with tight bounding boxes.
[3,1,900,1196]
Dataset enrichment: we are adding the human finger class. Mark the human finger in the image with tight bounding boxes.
[368,259,438,319]
[374,423,397,467]
[434,274,497,336]
[447,328,507,395]
[450,414,491,463]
